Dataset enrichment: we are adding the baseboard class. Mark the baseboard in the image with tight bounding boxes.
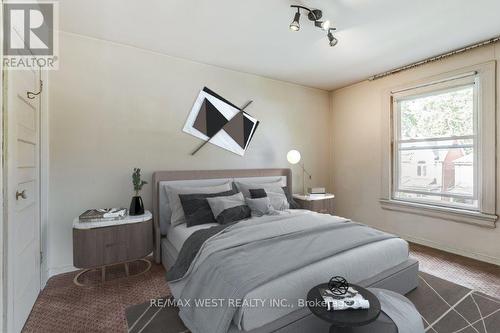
[395,232,500,266]
[48,265,78,278]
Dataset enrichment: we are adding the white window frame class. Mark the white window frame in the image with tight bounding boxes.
[393,76,478,210]
[380,61,497,228]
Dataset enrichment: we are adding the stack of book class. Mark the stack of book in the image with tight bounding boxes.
[319,287,370,311]
[79,208,127,223]
[308,187,327,198]
[308,193,328,199]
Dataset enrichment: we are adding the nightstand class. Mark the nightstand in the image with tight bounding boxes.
[72,211,153,286]
[293,194,335,214]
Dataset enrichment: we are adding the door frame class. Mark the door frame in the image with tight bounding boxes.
[1,2,5,331]
[39,69,49,288]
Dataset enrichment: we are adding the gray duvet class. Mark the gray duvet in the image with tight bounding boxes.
[168,212,397,333]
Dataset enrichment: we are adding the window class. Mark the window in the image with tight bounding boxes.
[380,62,497,227]
[416,162,427,177]
[393,83,477,210]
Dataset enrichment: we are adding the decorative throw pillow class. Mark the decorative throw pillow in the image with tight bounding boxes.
[165,182,233,227]
[179,190,236,227]
[249,188,267,198]
[206,192,251,224]
[245,197,278,217]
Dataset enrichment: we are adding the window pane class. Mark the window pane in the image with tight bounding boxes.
[397,148,474,198]
[400,86,474,140]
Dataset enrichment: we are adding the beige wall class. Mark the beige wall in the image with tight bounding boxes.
[48,31,499,276]
[330,44,500,265]
[47,33,332,275]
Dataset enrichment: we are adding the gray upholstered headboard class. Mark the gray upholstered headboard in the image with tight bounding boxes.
[151,168,292,263]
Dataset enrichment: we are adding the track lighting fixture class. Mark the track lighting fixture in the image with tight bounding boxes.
[327,28,338,47]
[289,5,338,47]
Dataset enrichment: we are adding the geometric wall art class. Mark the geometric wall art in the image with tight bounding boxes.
[183,87,259,156]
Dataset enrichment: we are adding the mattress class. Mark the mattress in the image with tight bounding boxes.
[162,214,409,332]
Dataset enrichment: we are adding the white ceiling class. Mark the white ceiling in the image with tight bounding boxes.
[59,0,500,90]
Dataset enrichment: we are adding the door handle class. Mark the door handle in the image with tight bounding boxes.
[16,190,27,200]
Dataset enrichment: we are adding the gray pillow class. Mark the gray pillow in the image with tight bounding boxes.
[165,182,233,227]
[265,191,290,211]
[235,181,289,210]
[235,180,285,198]
[281,186,300,209]
[207,192,251,224]
[179,190,236,227]
[249,186,298,209]
[245,197,278,217]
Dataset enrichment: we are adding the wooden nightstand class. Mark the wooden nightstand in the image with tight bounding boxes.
[72,211,153,286]
[293,194,335,214]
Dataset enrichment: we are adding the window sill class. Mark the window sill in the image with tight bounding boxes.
[379,199,497,228]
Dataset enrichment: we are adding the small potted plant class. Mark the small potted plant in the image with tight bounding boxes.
[129,168,148,216]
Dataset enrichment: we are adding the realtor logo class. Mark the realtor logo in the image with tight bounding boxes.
[3,1,59,69]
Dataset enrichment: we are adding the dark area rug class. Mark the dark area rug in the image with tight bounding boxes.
[126,296,187,333]
[407,272,500,333]
[126,272,500,333]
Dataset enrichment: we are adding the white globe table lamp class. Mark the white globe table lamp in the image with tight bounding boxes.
[287,150,311,195]
[287,150,301,164]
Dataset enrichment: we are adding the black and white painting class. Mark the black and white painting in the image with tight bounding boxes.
[183,87,259,156]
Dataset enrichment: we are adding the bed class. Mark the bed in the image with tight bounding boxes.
[152,169,418,333]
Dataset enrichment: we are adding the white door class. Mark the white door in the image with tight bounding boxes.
[5,68,41,333]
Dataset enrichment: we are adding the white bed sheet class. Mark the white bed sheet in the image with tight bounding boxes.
[167,223,218,252]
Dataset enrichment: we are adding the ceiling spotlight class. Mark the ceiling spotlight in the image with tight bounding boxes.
[289,5,338,47]
[327,29,338,47]
[289,10,300,31]
[315,20,330,30]
[307,9,323,21]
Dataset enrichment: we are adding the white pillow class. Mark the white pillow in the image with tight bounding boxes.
[165,182,233,227]
[266,191,290,211]
[235,180,285,198]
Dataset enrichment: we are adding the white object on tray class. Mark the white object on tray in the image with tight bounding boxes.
[320,286,370,311]
[98,208,127,218]
[74,211,152,229]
